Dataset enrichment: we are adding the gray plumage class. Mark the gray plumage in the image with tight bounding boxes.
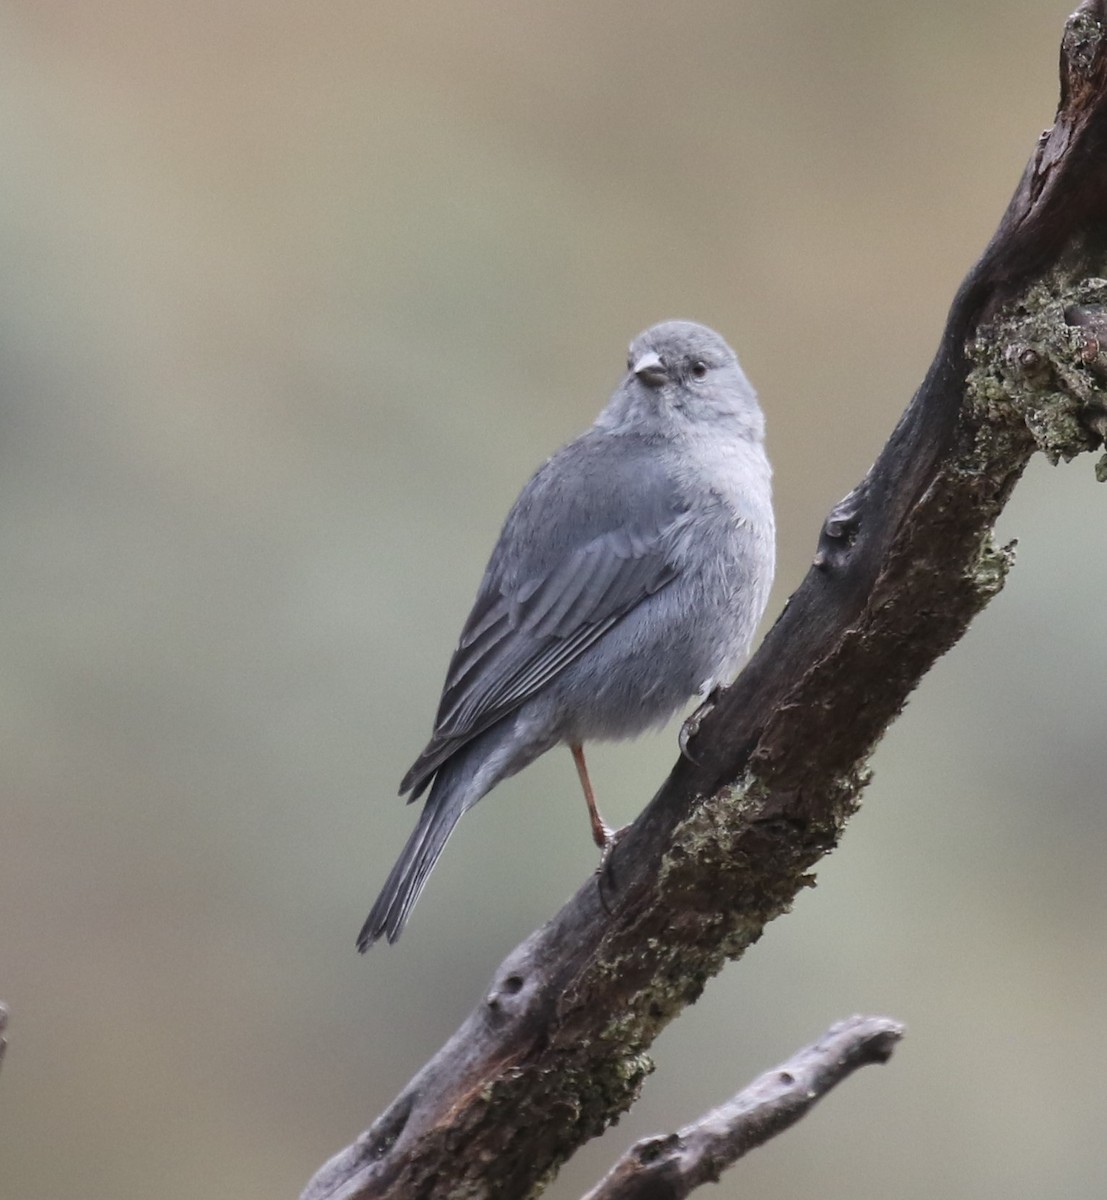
[358,320,774,948]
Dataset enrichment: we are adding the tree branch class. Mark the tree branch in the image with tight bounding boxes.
[0,1004,7,1079]
[303,6,1107,1198]
[579,1016,904,1200]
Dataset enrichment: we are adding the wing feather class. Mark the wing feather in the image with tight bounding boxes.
[400,433,691,797]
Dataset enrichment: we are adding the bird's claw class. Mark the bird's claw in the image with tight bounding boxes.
[595,823,630,914]
[680,697,715,762]
[596,823,626,872]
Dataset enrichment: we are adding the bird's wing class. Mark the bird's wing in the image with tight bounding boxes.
[400,438,692,797]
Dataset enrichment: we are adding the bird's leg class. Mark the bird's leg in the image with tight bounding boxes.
[570,742,614,851]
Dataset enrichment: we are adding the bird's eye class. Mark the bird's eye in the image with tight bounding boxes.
[691,360,708,380]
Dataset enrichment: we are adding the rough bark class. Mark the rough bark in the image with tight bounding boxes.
[581,1016,903,1200]
[303,6,1107,1198]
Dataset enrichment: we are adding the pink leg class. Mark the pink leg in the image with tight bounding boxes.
[570,742,613,851]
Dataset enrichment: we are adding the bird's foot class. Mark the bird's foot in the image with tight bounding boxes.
[594,823,631,915]
[680,697,715,762]
[595,822,628,873]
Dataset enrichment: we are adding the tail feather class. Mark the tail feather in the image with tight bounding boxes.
[360,719,532,949]
[357,788,464,950]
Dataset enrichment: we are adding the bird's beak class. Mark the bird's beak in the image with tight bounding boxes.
[632,351,668,387]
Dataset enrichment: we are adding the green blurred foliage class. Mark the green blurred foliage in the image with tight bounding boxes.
[0,2,1103,1198]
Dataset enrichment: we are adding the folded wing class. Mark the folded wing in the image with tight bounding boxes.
[401,439,692,798]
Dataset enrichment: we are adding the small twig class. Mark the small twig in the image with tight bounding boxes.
[580,1016,905,1200]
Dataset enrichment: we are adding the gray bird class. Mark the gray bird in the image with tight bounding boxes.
[358,320,774,949]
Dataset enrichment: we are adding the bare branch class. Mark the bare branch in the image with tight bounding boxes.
[581,1016,904,1200]
[304,6,1107,1198]
[0,1004,8,1078]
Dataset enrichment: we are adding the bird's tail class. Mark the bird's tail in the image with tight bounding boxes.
[357,784,465,950]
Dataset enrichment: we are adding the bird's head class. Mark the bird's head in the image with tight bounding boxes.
[598,320,764,440]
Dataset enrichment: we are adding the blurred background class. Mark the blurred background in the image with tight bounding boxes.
[1,1,1104,1197]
